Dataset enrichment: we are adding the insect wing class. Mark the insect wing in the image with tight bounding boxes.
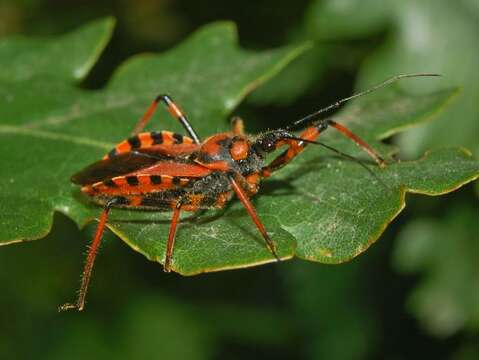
[138,143,201,157]
[71,152,169,185]
[130,160,212,178]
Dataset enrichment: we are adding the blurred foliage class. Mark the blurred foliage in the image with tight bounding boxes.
[272,0,479,157]
[0,214,295,359]
[394,202,479,337]
[282,260,380,359]
[253,0,479,354]
[299,0,479,347]
[1,1,479,360]
[355,0,479,158]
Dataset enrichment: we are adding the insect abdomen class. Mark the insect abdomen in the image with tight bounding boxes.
[83,174,192,195]
[84,171,234,211]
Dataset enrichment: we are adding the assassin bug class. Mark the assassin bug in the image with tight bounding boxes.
[60,73,438,311]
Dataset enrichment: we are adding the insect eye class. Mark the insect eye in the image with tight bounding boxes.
[254,133,279,154]
[262,140,275,152]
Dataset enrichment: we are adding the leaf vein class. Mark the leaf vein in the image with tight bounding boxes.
[0,124,112,149]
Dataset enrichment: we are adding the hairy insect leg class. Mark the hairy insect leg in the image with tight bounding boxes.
[261,119,384,177]
[229,177,280,261]
[132,94,201,144]
[164,202,182,273]
[326,119,385,167]
[59,199,117,312]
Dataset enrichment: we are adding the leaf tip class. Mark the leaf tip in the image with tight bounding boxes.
[70,17,116,81]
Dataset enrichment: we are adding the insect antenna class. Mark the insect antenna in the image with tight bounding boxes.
[285,73,441,131]
[284,136,390,191]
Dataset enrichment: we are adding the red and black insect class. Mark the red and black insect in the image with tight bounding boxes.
[60,74,437,311]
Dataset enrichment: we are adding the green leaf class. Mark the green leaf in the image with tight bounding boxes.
[301,0,479,157]
[0,17,116,244]
[257,87,477,264]
[393,204,479,337]
[0,19,305,261]
[0,17,115,83]
[303,0,391,40]
[248,45,324,106]
[303,0,479,338]
[1,19,478,275]
[355,0,479,157]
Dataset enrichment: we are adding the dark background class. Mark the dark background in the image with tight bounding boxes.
[1,1,478,359]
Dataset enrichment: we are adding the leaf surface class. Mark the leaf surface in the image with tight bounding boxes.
[0,19,478,275]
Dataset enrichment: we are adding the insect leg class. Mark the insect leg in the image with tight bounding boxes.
[326,119,384,166]
[59,198,118,312]
[261,119,384,177]
[164,202,182,273]
[229,177,280,261]
[132,95,201,144]
[260,126,323,177]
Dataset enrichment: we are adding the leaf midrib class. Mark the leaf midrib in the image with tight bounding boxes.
[0,124,112,149]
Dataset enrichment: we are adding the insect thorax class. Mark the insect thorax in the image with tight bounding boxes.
[194,133,265,176]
